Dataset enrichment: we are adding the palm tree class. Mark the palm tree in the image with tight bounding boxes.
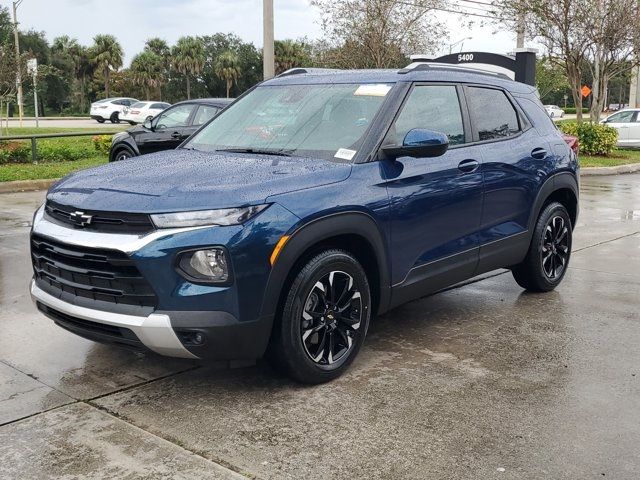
[144,38,170,99]
[275,39,312,75]
[130,51,162,100]
[90,34,123,98]
[51,36,92,111]
[171,36,205,100]
[214,51,241,98]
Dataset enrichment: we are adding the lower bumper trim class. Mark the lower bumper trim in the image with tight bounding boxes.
[30,280,198,359]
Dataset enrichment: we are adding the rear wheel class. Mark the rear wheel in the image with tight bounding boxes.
[512,202,572,292]
[110,112,120,124]
[96,118,105,124]
[268,249,371,384]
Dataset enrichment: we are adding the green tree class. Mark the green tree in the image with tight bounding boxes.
[536,57,570,104]
[90,34,123,98]
[171,36,205,99]
[130,51,162,100]
[274,39,312,75]
[144,38,170,99]
[214,50,241,98]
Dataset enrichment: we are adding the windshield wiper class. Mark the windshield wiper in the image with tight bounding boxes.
[215,148,293,157]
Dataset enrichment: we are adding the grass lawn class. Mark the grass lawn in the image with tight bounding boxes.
[0,157,108,182]
[580,149,640,168]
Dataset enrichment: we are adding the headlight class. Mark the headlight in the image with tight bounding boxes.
[177,248,231,284]
[151,205,268,229]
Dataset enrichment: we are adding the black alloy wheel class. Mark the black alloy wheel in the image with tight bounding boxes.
[541,215,570,280]
[300,270,363,365]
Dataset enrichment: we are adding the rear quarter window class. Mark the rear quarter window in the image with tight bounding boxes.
[516,96,558,135]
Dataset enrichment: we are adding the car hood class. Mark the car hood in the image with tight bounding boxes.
[47,150,352,213]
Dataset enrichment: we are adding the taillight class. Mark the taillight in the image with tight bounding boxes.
[562,134,579,155]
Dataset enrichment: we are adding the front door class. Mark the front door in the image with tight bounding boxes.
[381,84,484,303]
[138,103,197,155]
[604,110,637,146]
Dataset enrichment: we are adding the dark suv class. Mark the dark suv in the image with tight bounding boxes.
[30,64,578,383]
[109,98,232,161]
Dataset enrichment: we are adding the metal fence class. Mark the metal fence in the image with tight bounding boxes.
[0,131,120,162]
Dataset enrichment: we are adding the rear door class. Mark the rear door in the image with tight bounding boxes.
[139,103,197,154]
[466,85,546,270]
[629,112,640,147]
[382,84,485,298]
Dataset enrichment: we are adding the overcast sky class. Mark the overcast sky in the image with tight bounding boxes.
[13,0,525,66]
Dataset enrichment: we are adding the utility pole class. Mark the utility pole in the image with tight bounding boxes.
[12,0,24,127]
[263,0,275,80]
[516,13,525,49]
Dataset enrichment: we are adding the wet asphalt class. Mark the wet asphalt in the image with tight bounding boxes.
[0,174,638,479]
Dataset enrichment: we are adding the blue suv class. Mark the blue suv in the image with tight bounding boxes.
[30,63,578,383]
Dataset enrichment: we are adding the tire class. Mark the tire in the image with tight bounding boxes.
[112,147,134,162]
[110,112,120,124]
[512,202,572,292]
[268,249,371,384]
[96,118,105,124]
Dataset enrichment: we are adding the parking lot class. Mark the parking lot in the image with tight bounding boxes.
[1,173,639,479]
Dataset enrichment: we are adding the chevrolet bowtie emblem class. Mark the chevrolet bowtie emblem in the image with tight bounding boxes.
[69,211,93,228]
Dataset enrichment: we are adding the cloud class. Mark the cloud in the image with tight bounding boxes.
[17,0,323,65]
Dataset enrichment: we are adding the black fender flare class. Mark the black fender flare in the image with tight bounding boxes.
[259,211,392,323]
[528,171,579,234]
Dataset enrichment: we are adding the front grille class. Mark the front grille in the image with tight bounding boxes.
[37,303,143,348]
[45,200,155,234]
[31,234,157,308]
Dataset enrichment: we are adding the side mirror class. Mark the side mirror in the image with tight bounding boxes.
[143,117,154,130]
[382,128,449,159]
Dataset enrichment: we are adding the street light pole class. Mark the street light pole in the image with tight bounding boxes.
[12,0,24,127]
[263,0,275,80]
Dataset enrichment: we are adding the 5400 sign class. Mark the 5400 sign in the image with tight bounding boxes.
[458,53,474,62]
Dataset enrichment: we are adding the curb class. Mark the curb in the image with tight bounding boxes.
[0,179,57,194]
[1,163,639,194]
[580,163,640,176]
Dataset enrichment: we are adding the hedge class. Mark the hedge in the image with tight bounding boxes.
[563,108,590,114]
[0,135,112,164]
[559,122,618,156]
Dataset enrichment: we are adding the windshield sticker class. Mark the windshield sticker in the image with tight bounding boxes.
[354,84,392,97]
[335,148,357,161]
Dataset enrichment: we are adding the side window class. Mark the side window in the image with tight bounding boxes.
[466,87,520,141]
[154,104,196,129]
[192,105,220,126]
[388,85,465,146]
[151,103,168,110]
[607,111,635,123]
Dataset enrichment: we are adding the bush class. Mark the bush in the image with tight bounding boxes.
[564,107,590,114]
[559,122,618,156]
[92,135,112,154]
[0,141,31,164]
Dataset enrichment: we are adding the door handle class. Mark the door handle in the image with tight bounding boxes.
[531,147,547,159]
[171,132,181,139]
[458,159,479,173]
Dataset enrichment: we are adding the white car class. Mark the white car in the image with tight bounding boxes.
[121,101,171,125]
[90,97,139,124]
[600,108,640,147]
[544,105,565,118]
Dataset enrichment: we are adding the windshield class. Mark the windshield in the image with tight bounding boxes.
[185,83,393,161]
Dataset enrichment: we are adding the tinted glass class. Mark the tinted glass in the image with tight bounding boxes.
[187,83,391,161]
[389,85,465,146]
[131,102,147,109]
[192,105,220,126]
[154,104,195,129]
[467,87,520,141]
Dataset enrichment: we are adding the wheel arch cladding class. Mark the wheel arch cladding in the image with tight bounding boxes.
[530,172,579,232]
[259,212,392,322]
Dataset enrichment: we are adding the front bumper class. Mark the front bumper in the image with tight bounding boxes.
[31,279,197,358]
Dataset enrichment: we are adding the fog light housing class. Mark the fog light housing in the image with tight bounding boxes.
[177,248,232,284]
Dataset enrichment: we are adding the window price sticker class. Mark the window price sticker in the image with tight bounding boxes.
[354,84,392,97]
[334,148,357,160]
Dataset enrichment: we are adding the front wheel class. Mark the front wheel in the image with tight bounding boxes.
[268,249,371,384]
[512,202,572,292]
[110,112,120,124]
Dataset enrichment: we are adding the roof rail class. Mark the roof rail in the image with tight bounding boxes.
[399,60,512,81]
[277,68,343,77]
